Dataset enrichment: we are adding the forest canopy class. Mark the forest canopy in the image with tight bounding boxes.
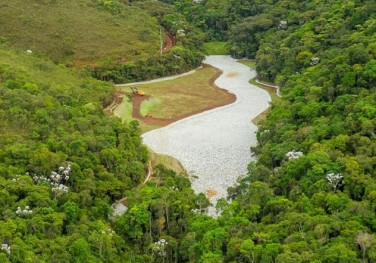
[0,0,376,262]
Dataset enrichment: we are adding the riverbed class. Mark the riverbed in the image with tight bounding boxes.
[142,55,271,215]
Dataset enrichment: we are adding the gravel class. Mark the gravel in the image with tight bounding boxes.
[141,55,271,215]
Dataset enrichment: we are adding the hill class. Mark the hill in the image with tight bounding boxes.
[2,0,376,262]
[0,44,155,261]
[0,0,160,65]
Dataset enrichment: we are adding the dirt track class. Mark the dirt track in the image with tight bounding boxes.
[130,64,235,126]
[162,31,175,54]
[106,31,177,118]
[106,64,236,127]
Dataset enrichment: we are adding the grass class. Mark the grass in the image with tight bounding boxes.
[137,66,231,118]
[202,42,229,55]
[113,96,133,123]
[117,65,234,131]
[0,0,160,65]
[238,59,282,125]
[238,59,256,69]
[0,46,114,104]
[148,149,186,175]
[139,97,162,117]
[249,78,281,102]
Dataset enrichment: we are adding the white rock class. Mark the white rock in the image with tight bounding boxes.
[142,56,271,216]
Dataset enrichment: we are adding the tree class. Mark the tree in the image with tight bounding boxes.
[322,243,358,263]
[356,232,375,263]
[240,239,255,263]
[326,173,344,193]
[69,238,94,263]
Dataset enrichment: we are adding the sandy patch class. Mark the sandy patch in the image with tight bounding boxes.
[226,72,239,77]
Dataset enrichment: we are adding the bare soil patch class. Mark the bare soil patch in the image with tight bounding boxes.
[162,31,175,54]
[206,189,218,199]
[105,91,125,115]
[226,72,239,77]
[136,64,235,126]
[108,64,236,128]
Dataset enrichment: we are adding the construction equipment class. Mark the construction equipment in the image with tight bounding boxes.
[130,86,145,96]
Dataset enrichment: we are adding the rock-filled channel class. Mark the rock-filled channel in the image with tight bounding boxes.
[142,55,271,215]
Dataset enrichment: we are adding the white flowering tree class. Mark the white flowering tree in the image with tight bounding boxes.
[32,162,71,198]
[151,238,168,262]
[16,205,33,216]
[326,173,344,192]
[285,150,304,160]
[1,244,10,255]
[310,57,320,65]
[278,20,287,29]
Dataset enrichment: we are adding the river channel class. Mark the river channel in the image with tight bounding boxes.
[142,55,271,215]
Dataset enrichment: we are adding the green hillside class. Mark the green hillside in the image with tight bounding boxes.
[0,0,160,65]
[0,44,152,261]
[1,0,376,262]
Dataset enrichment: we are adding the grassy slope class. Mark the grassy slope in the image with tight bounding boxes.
[202,42,229,55]
[114,95,133,122]
[0,45,114,142]
[148,149,186,175]
[0,0,160,65]
[0,47,113,103]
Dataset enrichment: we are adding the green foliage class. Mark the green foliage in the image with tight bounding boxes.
[202,42,229,55]
[114,165,200,261]
[162,0,376,262]
[92,4,205,83]
[94,44,204,83]
[2,0,376,262]
[0,46,149,261]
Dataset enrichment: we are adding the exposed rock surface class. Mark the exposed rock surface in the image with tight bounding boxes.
[142,55,271,215]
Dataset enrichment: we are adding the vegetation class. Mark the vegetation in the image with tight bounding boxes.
[0,45,151,261]
[0,0,206,84]
[0,0,160,65]
[148,150,186,175]
[1,0,376,262]
[93,45,204,83]
[202,42,229,55]
[164,0,376,262]
[117,65,232,119]
[91,0,206,83]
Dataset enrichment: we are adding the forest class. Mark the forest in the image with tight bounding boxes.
[0,0,376,262]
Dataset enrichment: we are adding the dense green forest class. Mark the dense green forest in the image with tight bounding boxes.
[1,0,376,262]
[92,0,206,83]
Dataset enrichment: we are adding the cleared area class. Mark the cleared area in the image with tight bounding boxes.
[142,55,271,214]
[115,65,235,131]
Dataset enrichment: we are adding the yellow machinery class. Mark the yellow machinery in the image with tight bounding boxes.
[130,86,145,96]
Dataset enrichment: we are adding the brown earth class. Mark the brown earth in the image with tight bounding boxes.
[105,65,236,127]
[130,65,236,126]
[162,31,175,54]
[226,72,239,77]
[105,91,124,115]
[205,189,218,199]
